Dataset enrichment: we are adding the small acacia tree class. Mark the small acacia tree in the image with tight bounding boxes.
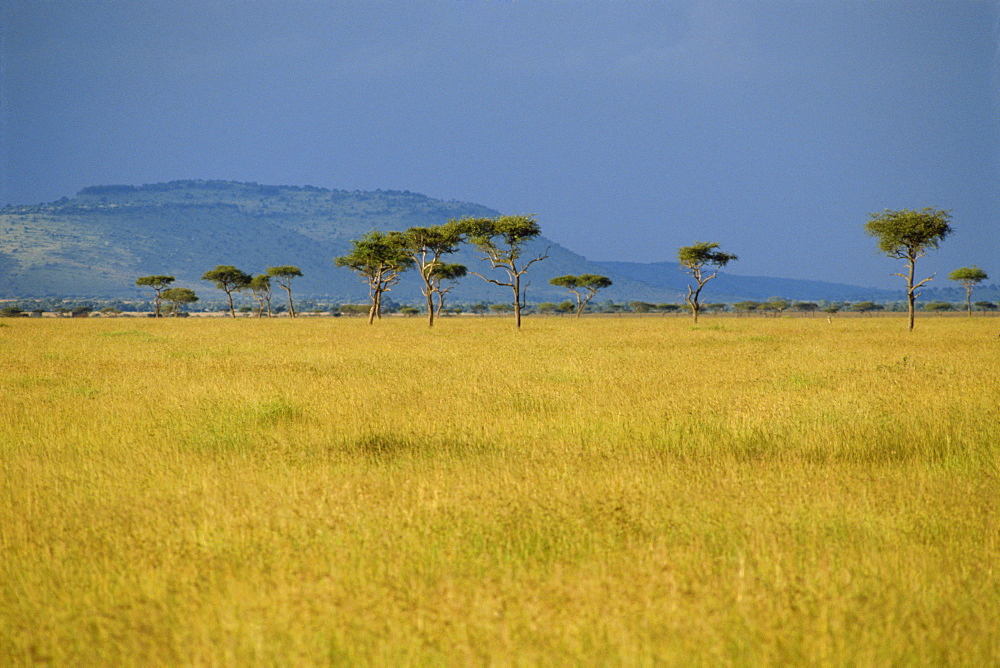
[865,208,952,331]
[160,287,198,316]
[335,230,413,324]
[549,274,613,317]
[135,275,175,317]
[249,274,272,318]
[403,223,465,327]
[201,265,252,318]
[429,263,467,318]
[677,242,738,323]
[948,266,988,317]
[459,215,548,329]
[266,265,303,318]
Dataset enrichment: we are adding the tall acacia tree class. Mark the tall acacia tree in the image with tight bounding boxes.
[135,275,175,317]
[266,265,303,318]
[865,208,952,331]
[948,266,988,317]
[335,230,414,324]
[403,223,465,327]
[677,242,738,323]
[459,215,548,329]
[549,274,613,317]
[201,265,252,318]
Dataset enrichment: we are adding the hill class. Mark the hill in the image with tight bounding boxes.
[0,180,941,304]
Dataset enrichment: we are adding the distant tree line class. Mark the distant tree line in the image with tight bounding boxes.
[122,205,991,330]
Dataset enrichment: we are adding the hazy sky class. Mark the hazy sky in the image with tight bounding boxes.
[2,1,997,288]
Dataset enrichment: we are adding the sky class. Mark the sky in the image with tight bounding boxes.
[2,0,997,289]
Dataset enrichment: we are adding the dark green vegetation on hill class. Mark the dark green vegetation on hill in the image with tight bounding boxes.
[3,180,979,303]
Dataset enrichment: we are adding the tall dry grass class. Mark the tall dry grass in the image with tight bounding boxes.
[1,315,997,664]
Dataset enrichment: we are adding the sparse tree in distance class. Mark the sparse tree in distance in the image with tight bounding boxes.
[249,274,272,318]
[335,230,414,324]
[403,223,465,327]
[865,208,952,331]
[160,287,198,316]
[677,242,738,323]
[266,265,303,318]
[136,275,175,317]
[201,265,252,318]
[549,274,613,317]
[948,266,988,317]
[459,215,548,329]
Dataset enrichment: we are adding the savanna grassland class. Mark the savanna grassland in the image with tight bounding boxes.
[1,315,997,665]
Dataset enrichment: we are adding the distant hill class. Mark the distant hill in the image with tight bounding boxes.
[0,179,939,304]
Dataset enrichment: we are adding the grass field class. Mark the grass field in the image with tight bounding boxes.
[1,315,997,665]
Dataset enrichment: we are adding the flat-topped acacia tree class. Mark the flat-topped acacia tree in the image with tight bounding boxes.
[865,208,952,331]
[458,215,548,329]
[335,230,413,324]
[135,275,175,317]
[948,266,988,317]
[403,223,465,327]
[677,242,738,323]
[266,266,303,318]
[160,287,198,316]
[549,274,612,317]
[201,265,252,318]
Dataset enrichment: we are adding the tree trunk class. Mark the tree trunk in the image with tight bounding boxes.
[283,286,296,318]
[227,291,236,318]
[906,258,916,332]
[425,290,435,328]
[513,276,522,329]
[965,286,973,317]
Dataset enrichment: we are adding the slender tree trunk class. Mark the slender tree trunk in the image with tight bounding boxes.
[283,286,296,318]
[513,275,522,329]
[906,258,916,332]
[227,291,236,318]
[425,290,435,327]
[965,285,973,317]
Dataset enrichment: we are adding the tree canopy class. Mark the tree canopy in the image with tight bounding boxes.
[864,208,952,331]
[948,266,988,317]
[677,242,738,323]
[458,215,547,328]
[266,265,303,317]
[549,274,613,317]
[135,275,175,317]
[335,230,414,324]
[201,265,252,318]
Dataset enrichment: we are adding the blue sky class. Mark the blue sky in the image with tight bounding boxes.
[2,0,997,288]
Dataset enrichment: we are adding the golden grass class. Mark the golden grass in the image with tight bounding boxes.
[1,315,997,665]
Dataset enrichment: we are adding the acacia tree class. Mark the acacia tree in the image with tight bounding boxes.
[266,265,303,318]
[403,223,465,327]
[429,263,468,318]
[677,242,738,323]
[549,274,613,317]
[201,265,252,318]
[948,266,988,317]
[335,230,413,324]
[249,274,272,318]
[135,275,175,317]
[865,208,952,331]
[459,215,548,329]
[160,287,198,316]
